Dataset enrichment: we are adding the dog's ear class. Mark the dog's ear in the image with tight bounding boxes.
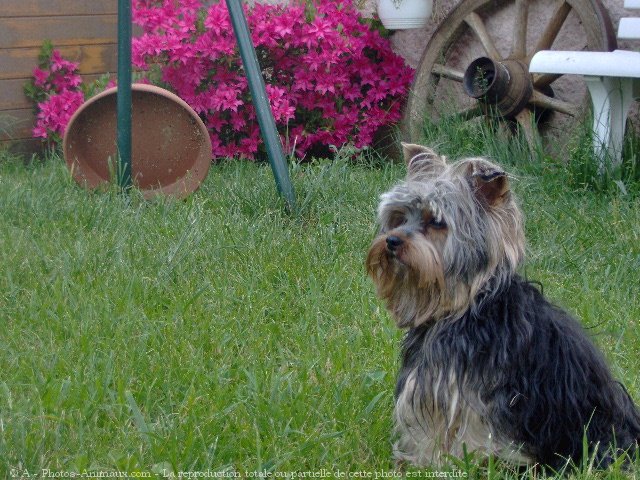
[401,143,446,178]
[466,159,510,206]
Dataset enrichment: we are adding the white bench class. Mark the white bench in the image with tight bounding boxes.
[529,0,640,170]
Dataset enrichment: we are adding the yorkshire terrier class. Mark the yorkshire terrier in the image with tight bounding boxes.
[366,143,640,470]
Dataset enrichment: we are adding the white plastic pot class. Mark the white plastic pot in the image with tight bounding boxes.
[377,0,433,29]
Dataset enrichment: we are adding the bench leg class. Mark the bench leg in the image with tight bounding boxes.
[584,76,635,172]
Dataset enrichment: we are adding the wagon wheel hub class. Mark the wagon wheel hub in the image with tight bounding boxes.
[463,57,533,119]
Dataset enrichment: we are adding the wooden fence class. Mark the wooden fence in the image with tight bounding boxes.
[0,1,118,154]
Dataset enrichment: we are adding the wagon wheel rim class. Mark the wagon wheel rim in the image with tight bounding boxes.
[403,0,616,147]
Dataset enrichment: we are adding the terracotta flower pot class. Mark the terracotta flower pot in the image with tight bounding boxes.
[63,83,212,199]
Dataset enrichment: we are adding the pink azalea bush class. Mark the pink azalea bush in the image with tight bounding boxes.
[25,44,86,144]
[132,0,414,159]
[25,42,114,146]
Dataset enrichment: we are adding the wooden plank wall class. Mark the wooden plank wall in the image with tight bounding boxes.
[0,1,118,155]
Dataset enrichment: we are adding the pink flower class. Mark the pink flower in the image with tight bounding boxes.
[206,112,226,132]
[229,110,247,131]
[33,124,48,139]
[206,84,243,113]
[33,90,84,139]
[32,68,49,87]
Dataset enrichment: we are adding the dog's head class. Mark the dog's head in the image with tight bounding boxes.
[366,143,525,328]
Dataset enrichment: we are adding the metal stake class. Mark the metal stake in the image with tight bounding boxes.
[117,0,132,190]
[225,0,296,210]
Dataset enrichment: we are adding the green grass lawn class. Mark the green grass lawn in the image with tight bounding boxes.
[0,131,638,479]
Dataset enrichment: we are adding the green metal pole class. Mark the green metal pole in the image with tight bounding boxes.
[117,0,132,190]
[225,0,296,210]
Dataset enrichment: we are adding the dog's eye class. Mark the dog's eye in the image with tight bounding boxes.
[426,217,447,230]
[429,218,446,228]
[388,212,406,229]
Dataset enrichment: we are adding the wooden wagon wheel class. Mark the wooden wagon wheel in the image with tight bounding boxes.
[403,0,616,146]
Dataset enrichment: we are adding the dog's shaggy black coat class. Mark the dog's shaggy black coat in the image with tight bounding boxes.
[396,275,640,469]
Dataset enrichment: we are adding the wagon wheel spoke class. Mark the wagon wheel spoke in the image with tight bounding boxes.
[511,0,529,58]
[527,0,572,63]
[432,64,465,82]
[533,73,563,88]
[514,109,538,149]
[529,90,579,116]
[464,12,502,60]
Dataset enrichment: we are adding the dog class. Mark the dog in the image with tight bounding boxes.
[366,143,640,470]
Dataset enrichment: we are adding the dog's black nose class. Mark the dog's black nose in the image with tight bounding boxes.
[386,235,404,251]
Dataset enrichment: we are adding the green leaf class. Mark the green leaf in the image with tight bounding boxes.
[125,390,151,443]
[362,390,387,417]
[38,40,55,68]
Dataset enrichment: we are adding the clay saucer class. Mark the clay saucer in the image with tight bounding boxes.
[63,83,212,199]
